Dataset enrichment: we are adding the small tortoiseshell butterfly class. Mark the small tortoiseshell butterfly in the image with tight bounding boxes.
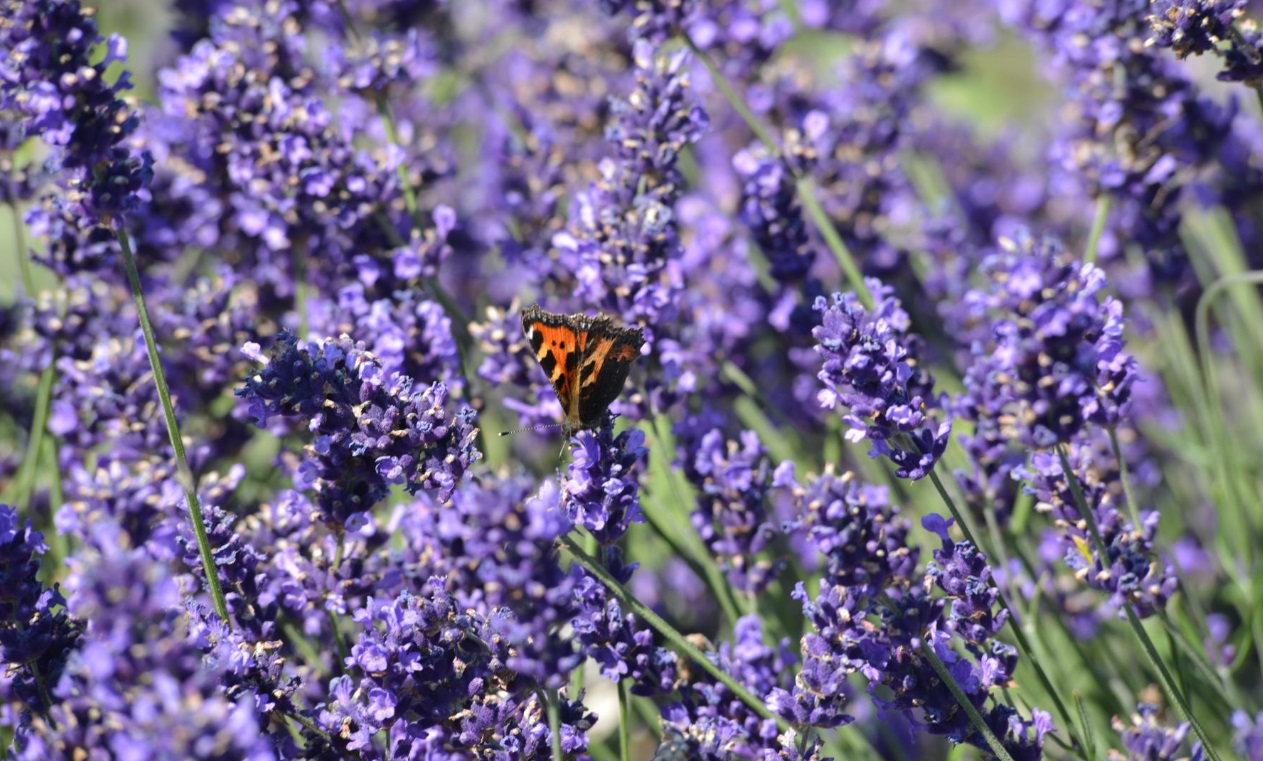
[515,304,645,438]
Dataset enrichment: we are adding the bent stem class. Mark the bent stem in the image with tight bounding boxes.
[684,34,872,310]
[926,469,1084,758]
[920,643,1016,761]
[116,229,229,622]
[1055,444,1221,761]
[563,540,787,731]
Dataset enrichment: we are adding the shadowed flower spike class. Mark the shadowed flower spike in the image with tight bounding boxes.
[237,331,480,524]
[813,279,951,479]
[1019,444,1177,618]
[0,505,81,718]
[683,428,785,593]
[0,0,153,273]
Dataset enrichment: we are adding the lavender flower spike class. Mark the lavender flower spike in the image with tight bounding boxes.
[813,279,950,479]
[237,331,481,525]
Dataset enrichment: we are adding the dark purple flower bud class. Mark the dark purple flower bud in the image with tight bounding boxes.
[237,331,480,524]
[733,146,815,284]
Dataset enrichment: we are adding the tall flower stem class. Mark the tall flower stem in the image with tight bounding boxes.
[926,469,1083,756]
[1056,444,1221,761]
[920,644,1017,761]
[14,364,54,512]
[618,680,631,761]
[644,416,744,623]
[545,688,564,761]
[684,35,873,310]
[1083,195,1111,265]
[563,540,787,731]
[116,229,229,622]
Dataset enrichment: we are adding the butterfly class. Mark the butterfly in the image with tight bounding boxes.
[512,304,645,438]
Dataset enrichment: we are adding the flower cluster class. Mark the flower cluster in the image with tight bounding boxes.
[1110,704,1203,761]
[237,331,480,524]
[813,280,951,480]
[562,418,648,545]
[0,505,80,718]
[1147,0,1263,86]
[682,428,785,593]
[559,39,709,333]
[1019,444,1177,618]
[957,232,1138,450]
[778,469,1052,760]
[0,0,153,273]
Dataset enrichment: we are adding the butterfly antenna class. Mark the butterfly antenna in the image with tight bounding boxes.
[498,422,563,437]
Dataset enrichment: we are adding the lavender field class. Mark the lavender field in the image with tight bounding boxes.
[2,0,1262,759]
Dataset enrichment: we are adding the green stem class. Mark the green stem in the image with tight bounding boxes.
[11,204,35,295]
[376,97,423,227]
[1083,195,1111,266]
[920,644,1016,761]
[1055,445,1222,761]
[563,540,787,730]
[683,33,872,309]
[545,688,564,761]
[294,240,309,338]
[618,679,631,761]
[14,364,54,511]
[116,229,229,622]
[1072,692,1098,761]
[683,35,777,150]
[795,176,872,308]
[927,470,1083,756]
[275,707,330,741]
[643,416,743,624]
[1104,429,1142,541]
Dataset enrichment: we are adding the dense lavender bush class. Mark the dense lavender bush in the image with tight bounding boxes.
[2,0,1261,760]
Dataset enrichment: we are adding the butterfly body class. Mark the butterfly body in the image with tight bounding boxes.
[521,304,645,437]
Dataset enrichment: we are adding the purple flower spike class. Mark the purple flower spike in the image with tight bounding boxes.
[1147,1,1245,59]
[813,280,951,480]
[683,429,785,593]
[1,0,153,272]
[959,232,1138,450]
[0,505,81,717]
[563,417,648,545]
[237,331,480,523]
